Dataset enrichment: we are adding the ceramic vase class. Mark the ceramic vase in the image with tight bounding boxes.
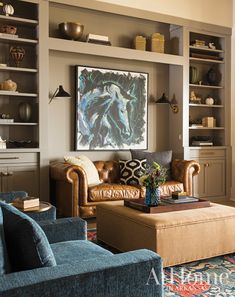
[206,67,221,86]
[144,187,161,206]
[19,102,32,122]
[3,4,14,16]
[189,66,199,84]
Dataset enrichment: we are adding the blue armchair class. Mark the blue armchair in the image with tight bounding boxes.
[0,203,163,297]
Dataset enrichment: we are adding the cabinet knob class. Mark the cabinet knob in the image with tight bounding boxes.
[1,172,8,176]
[205,163,210,167]
[7,172,13,176]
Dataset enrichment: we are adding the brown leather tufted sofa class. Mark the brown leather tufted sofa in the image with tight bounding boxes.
[50,159,200,218]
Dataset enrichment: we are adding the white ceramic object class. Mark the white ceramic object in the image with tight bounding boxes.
[205,97,214,105]
[3,4,14,16]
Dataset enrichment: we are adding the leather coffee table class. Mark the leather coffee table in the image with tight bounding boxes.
[97,201,235,267]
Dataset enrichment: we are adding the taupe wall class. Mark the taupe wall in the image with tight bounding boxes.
[49,51,169,160]
[95,0,233,28]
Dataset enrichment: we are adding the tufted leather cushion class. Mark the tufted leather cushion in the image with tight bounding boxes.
[94,161,120,183]
[88,183,145,202]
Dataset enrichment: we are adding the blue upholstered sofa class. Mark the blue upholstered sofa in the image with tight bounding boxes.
[0,195,163,297]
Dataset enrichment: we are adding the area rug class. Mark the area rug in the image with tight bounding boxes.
[87,229,235,296]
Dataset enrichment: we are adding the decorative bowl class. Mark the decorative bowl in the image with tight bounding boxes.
[0,25,17,35]
[59,22,84,41]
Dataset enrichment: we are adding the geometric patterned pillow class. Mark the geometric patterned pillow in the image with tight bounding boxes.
[119,159,146,185]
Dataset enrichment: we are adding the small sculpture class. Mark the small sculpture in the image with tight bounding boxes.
[0,136,6,149]
[10,46,25,67]
[0,79,17,91]
[208,43,216,50]
[190,91,201,104]
[3,4,14,16]
[205,97,214,105]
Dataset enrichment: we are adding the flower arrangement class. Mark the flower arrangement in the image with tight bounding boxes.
[139,162,167,188]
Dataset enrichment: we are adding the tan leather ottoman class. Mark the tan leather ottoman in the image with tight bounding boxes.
[96,201,235,267]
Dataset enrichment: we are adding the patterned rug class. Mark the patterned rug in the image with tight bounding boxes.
[87,230,235,296]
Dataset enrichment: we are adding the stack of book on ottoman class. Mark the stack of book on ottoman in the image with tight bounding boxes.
[12,197,39,210]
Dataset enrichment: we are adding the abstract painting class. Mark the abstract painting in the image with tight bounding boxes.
[75,65,148,150]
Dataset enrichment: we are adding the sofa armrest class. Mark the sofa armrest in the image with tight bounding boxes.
[50,161,89,217]
[171,159,200,196]
[0,249,163,297]
[39,217,87,243]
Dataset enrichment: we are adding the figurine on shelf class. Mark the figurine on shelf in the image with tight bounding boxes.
[2,3,14,16]
[0,137,6,149]
[208,42,216,50]
[10,46,25,67]
[0,79,17,91]
[189,91,201,104]
[205,97,214,105]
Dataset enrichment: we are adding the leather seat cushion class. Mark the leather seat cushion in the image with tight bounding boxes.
[160,180,184,197]
[88,183,145,202]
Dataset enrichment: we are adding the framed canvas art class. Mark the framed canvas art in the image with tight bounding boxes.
[75,65,148,150]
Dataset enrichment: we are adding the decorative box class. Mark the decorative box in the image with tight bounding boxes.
[134,35,146,51]
[151,33,164,53]
[202,117,216,128]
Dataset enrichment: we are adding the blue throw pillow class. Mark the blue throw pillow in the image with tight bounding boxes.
[0,202,56,272]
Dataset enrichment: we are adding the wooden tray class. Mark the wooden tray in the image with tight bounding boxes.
[124,198,210,214]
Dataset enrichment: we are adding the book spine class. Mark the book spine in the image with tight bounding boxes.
[87,34,109,41]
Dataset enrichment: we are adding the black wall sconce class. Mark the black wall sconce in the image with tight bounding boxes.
[155,93,179,113]
[49,85,71,104]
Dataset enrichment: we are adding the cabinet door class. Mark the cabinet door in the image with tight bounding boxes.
[6,165,39,197]
[205,159,225,197]
[194,159,225,198]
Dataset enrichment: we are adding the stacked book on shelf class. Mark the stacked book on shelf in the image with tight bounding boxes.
[12,197,39,210]
[86,33,111,46]
[0,33,19,39]
[0,118,14,123]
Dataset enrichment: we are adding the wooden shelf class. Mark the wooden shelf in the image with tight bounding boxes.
[49,37,184,66]
[189,57,224,64]
[0,66,37,73]
[189,104,224,108]
[189,84,223,89]
[0,15,38,26]
[0,148,40,152]
[189,127,224,130]
[0,36,38,44]
[0,122,38,126]
[189,45,224,53]
[0,91,37,97]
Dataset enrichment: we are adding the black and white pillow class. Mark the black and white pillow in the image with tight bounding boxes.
[119,159,146,185]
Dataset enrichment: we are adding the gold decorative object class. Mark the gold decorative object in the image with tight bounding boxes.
[202,117,216,128]
[59,22,84,41]
[2,4,14,16]
[151,33,164,53]
[10,46,25,67]
[134,35,146,51]
[0,79,17,91]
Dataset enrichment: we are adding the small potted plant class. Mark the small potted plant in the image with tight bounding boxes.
[139,162,167,206]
